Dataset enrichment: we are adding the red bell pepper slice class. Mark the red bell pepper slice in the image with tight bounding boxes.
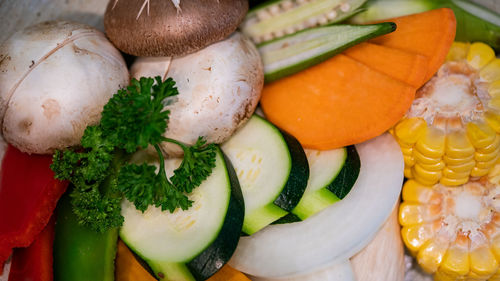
[0,145,68,264]
[8,215,55,281]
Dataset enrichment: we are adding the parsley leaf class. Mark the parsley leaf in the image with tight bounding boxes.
[100,77,177,153]
[169,137,217,193]
[51,76,217,233]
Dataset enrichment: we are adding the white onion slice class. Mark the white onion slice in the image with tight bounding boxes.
[229,133,404,278]
[251,260,355,281]
[351,204,405,281]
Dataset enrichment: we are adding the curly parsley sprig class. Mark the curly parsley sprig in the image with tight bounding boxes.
[51,76,217,232]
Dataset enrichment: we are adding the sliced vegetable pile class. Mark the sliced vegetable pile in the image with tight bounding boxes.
[393,42,500,186]
[261,8,457,150]
[5,0,499,280]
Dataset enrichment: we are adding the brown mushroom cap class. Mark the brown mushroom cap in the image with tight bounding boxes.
[104,0,249,57]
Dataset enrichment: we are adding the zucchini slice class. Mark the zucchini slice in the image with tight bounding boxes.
[221,115,308,235]
[120,148,244,281]
[292,146,360,220]
[242,0,368,44]
[259,22,396,82]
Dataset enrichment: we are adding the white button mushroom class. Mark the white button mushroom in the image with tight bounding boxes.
[0,21,129,154]
[131,32,264,155]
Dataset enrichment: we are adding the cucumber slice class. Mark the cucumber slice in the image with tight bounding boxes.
[221,115,308,235]
[120,148,244,281]
[242,0,368,44]
[259,22,396,82]
[292,146,360,220]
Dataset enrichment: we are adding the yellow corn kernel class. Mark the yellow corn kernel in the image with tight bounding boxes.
[446,161,476,173]
[485,112,500,133]
[472,166,492,177]
[414,176,439,186]
[405,167,414,178]
[418,161,446,171]
[398,138,414,149]
[401,146,413,156]
[446,42,470,62]
[417,239,449,273]
[466,122,497,149]
[467,42,496,69]
[399,202,424,226]
[490,272,500,281]
[414,149,443,165]
[476,155,500,170]
[443,154,475,166]
[480,58,500,83]
[470,246,499,278]
[416,127,446,159]
[492,235,500,261]
[489,165,500,184]
[440,176,469,186]
[404,154,416,167]
[439,233,470,277]
[399,203,441,226]
[478,135,500,154]
[491,96,500,112]
[442,167,470,180]
[395,118,427,144]
[401,223,435,252]
[446,131,475,158]
[489,80,500,98]
[413,164,443,183]
[439,247,470,277]
[435,271,466,281]
[402,180,440,204]
[475,146,500,162]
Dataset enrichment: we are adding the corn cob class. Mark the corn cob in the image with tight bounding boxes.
[394,42,500,186]
[400,171,500,280]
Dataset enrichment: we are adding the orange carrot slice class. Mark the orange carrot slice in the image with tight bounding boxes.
[344,42,429,88]
[370,8,456,82]
[116,240,156,281]
[207,265,251,281]
[260,54,416,150]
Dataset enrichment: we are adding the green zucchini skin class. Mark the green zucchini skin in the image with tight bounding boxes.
[272,129,309,212]
[261,22,396,83]
[327,145,361,199]
[54,190,118,281]
[271,212,302,224]
[186,153,245,281]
